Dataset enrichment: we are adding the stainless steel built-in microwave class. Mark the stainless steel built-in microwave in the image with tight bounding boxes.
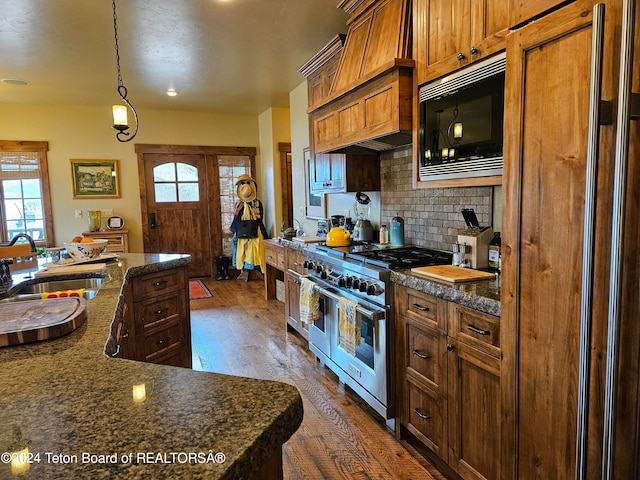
[418,52,506,182]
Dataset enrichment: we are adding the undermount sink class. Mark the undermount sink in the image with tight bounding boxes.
[1,276,106,302]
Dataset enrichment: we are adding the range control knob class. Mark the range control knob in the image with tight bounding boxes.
[303,260,314,269]
[352,278,361,290]
[315,264,323,274]
[345,276,354,288]
[337,276,346,287]
[366,284,384,296]
[359,281,368,292]
[320,269,329,279]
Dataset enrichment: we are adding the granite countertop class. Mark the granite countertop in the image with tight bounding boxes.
[391,269,501,317]
[0,254,303,479]
[278,239,500,317]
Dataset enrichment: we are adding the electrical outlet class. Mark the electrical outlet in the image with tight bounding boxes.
[101,209,113,218]
[75,210,82,219]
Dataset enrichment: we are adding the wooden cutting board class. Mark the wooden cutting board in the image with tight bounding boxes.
[292,236,326,244]
[35,263,107,277]
[0,298,87,347]
[410,265,496,283]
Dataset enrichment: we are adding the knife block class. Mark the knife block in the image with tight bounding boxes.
[457,228,493,269]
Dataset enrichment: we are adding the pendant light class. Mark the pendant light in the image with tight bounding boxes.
[111,0,138,142]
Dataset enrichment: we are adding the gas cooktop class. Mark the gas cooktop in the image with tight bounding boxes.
[315,243,453,270]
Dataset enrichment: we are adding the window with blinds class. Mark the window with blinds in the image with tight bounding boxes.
[0,141,53,246]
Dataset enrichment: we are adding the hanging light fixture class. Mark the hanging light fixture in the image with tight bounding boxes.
[111,0,138,142]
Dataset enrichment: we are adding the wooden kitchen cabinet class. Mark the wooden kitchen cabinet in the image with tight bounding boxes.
[309,152,380,194]
[396,285,502,479]
[509,0,569,27]
[414,0,510,85]
[396,286,449,458]
[83,229,129,253]
[263,239,285,301]
[284,248,308,340]
[446,303,502,480]
[119,265,192,368]
[299,34,345,111]
[501,1,640,478]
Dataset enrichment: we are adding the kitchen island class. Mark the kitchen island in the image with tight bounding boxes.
[0,254,303,479]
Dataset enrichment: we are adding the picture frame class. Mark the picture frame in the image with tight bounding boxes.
[70,160,120,198]
[304,148,326,219]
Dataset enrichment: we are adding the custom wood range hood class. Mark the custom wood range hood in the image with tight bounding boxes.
[300,0,414,155]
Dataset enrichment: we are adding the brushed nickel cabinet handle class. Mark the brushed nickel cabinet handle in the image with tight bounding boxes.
[156,336,171,346]
[412,303,430,312]
[412,349,430,360]
[153,280,167,289]
[413,408,431,420]
[467,325,490,336]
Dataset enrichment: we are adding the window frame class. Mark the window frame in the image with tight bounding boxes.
[0,141,54,247]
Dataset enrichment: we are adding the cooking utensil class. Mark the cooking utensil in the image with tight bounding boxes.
[326,226,351,247]
[461,208,480,229]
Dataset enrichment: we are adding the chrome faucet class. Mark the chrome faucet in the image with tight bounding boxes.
[0,233,37,252]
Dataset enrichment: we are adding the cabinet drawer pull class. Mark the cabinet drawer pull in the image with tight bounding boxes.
[412,349,430,360]
[412,303,430,312]
[467,325,490,336]
[413,408,431,420]
[153,280,168,289]
[156,336,171,346]
[155,308,169,317]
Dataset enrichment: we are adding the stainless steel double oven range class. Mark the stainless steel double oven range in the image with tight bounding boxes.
[302,242,452,428]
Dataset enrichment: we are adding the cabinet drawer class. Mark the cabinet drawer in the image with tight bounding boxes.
[142,321,182,359]
[264,244,285,269]
[406,378,447,458]
[137,293,181,330]
[133,269,183,300]
[286,249,307,275]
[396,286,445,331]
[448,303,500,357]
[406,320,444,392]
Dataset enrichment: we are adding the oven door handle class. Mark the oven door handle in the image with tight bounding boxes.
[312,284,385,321]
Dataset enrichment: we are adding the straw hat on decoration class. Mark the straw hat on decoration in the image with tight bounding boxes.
[236,174,257,203]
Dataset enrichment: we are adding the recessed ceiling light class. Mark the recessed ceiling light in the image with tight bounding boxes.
[2,79,30,86]
[166,89,179,97]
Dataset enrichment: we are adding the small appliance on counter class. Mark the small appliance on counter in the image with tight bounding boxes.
[390,214,405,246]
[352,192,375,242]
[456,208,493,269]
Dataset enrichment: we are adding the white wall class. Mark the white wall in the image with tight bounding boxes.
[0,103,259,251]
[257,107,291,236]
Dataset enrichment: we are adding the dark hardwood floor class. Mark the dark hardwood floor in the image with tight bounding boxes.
[190,276,451,480]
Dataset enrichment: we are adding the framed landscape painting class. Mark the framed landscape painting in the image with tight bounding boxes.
[70,160,120,198]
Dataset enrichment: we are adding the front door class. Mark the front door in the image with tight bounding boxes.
[139,152,213,278]
[136,144,257,278]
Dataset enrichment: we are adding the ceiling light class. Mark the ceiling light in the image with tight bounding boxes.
[111,0,138,143]
[166,89,179,97]
[1,79,30,86]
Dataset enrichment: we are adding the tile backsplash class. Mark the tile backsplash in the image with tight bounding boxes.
[380,146,495,251]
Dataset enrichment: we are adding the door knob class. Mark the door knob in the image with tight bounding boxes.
[149,213,157,229]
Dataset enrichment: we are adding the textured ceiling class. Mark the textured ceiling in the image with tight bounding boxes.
[0,0,348,115]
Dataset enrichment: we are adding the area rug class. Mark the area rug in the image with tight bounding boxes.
[189,279,213,300]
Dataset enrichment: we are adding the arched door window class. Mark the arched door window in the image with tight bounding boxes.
[153,162,199,202]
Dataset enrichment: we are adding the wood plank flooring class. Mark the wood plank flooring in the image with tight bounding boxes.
[190,276,452,480]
